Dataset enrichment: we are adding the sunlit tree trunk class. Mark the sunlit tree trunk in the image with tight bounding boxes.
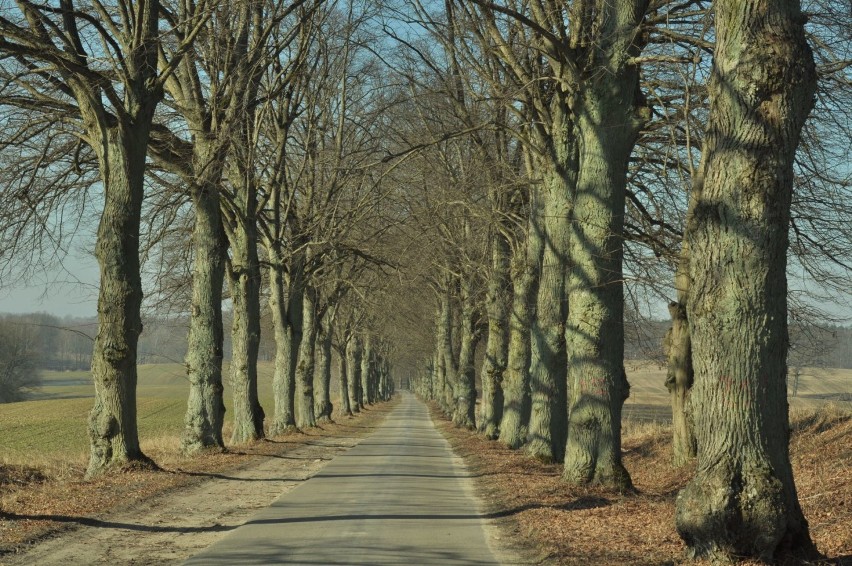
[295,285,318,428]
[226,213,265,444]
[499,211,540,449]
[346,334,362,412]
[87,127,156,476]
[181,165,226,453]
[526,105,575,463]
[84,0,161,477]
[337,345,352,417]
[454,269,482,429]
[664,296,696,466]
[675,0,817,558]
[314,312,334,423]
[560,0,648,490]
[269,253,303,435]
[478,231,509,439]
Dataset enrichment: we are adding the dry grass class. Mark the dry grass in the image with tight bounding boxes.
[437,404,852,565]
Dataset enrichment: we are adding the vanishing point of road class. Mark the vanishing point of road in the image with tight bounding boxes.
[184,392,504,565]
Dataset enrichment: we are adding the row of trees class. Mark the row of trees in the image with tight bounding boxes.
[396,0,849,562]
[0,0,399,477]
[0,0,849,562]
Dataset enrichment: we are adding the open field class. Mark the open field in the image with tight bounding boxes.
[2,360,849,469]
[0,362,297,467]
[623,361,852,422]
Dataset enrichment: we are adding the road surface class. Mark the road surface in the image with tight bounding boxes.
[184,392,501,565]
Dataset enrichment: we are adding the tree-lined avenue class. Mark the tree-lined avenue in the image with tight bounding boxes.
[183,392,500,565]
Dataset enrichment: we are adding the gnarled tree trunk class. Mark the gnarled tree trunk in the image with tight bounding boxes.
[675,0,817,559]
[87,128,156,477]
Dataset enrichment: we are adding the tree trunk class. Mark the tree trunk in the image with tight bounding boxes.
[295,286,318,428]
[226,229,265,444]
[664,300,696,467]
[181,172,226,454]
[268,254,302,435]
[453,276,482,430]
[346,334,362,412]
[499,203,541,450]
[315,317,334,423]
[478,231,510,439]
[675,0,817,558]
[337,347,352,417]
[360,333,373,405]
[526,108,574,463]
[87,127,155,477]
[562,91,643,489]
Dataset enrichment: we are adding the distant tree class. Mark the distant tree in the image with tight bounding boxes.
[0,318,41,403]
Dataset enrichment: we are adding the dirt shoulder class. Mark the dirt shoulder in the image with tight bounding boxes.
[434,403,852,566]
[0,400,397,565]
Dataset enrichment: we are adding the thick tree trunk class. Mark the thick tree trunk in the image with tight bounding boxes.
[560,0,648,490]
[227,231,265,444]
[563,94,642,489]
[87,128,154,477]
[181,173,226,454]
[675,0,817,559]
[315,318,334,423]
[295,287,318,428]
[478,232,510,439]
[499,204,541,449]
[345,334,362,412]
[526,111,574,463]
[268,255,302,436]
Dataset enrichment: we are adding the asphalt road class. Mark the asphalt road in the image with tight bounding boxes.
[183,392,500,565]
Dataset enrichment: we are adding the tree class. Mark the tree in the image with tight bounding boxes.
[674,0,819,558]
[0,0,209,476]
[0,318,41,403]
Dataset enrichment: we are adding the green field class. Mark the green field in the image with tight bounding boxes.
[0,363,281,466]
[1,361,849,467]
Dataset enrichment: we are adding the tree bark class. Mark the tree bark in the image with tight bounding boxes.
[478,231,510,439]
[314,315,334,423]
[84,2,161,475]
[346,334,362,412]
[337,346,352,417]
[675,0,817,558]
[181,171,226,454]
[268,255,302,435]
[526,106,574,463]
[87,127,156,477]
[560,0,648,490]
[453,274,482,430]
[664,300,696,467]
[226,226,265,444]
[499,195,541,450]
[360,333,374,405]
[295,286,318,428]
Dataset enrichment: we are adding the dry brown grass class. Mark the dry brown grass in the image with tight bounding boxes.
[436,404,852,565]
